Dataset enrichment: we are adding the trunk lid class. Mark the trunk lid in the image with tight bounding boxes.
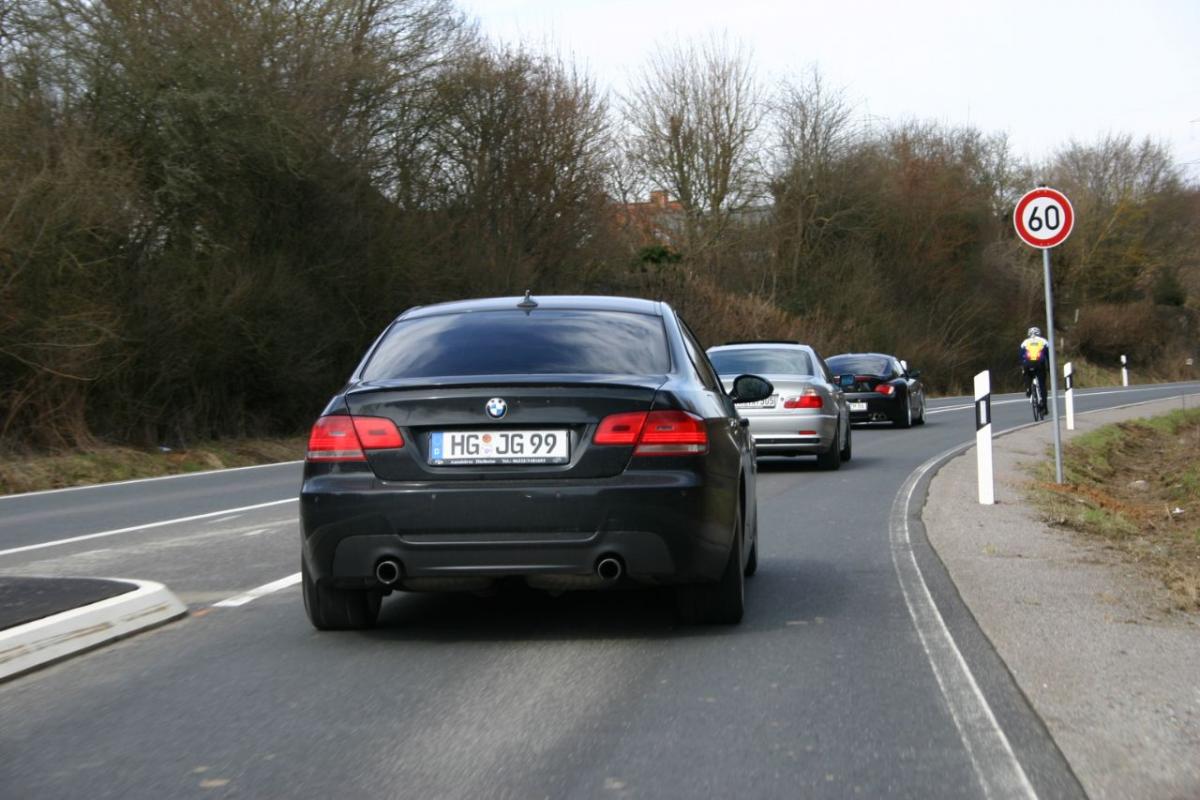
[835,373,889,393]
[345,376,663,481]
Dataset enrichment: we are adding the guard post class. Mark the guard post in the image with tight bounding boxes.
[1064,361,1075,431]
[974,370,994,505]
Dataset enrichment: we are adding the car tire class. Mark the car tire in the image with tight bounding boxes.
[744,531,758,577]
[914,396,926,426]
[894,395,913,429]
[816,424,843,470]
[302,559,382,631]
[676,510,745,625]
[839,421,852,461]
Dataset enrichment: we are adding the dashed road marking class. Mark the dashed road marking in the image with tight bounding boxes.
[213,573,302,608]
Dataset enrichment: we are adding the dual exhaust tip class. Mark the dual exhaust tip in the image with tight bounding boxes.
[596,556,623,582]
[375,559,402,586]
[375,555,624,586]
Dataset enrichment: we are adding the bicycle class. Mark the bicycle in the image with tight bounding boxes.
[1029,373,1046,421]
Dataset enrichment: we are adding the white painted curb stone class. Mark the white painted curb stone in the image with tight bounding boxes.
[0,579,187,681]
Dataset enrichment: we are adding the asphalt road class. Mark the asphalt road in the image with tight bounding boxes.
[1,382,1197,799]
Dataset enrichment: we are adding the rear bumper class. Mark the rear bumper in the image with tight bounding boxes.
[844,393,901,422]
[743,410,837,454]
[300,470,734,588]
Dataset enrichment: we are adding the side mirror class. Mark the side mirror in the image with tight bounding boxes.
[909,369,921,379]
[838,374,855,389]
[730,374,774,403]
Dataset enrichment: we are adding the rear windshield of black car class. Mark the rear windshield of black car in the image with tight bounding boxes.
[708,349,814,376]
[360,310,672,379]
[826,356,892,376]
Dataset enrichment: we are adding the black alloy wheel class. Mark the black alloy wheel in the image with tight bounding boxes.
[894,393,913,428]
[744,526,758,577]
[302,560,382,631]
[839,421,853,461]
[676,509,745,624]
[816,424,843,470]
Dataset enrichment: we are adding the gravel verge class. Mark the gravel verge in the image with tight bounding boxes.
[924,395,1200,800]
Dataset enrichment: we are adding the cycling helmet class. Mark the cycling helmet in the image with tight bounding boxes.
[1027,326,1041,338]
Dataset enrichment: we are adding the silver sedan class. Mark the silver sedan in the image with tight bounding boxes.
[707,342,851,470]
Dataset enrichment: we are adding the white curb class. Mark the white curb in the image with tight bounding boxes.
[0,579,187,682]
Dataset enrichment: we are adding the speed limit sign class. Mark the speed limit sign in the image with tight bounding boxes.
[1013,187,1074,249]
[1015,185,1074,484]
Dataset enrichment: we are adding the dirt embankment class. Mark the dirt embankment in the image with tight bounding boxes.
[0,437,305,496]
[1029,408,1200,610]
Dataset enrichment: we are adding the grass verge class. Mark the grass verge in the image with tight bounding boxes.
[0,437,306,496]
[1026,407,1200,611]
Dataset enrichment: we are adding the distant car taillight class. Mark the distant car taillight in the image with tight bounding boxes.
[875,384,896,396]
[783,390,823,409]
[594,410,708,455]
[306,415,404,462]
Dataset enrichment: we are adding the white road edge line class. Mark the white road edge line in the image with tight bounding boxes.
[213,573,302,608]
[890,449,1038,800]
[0,499,297,559]
[0,460,304,501]
[886,390,1200,799]
[926,385,1190,416]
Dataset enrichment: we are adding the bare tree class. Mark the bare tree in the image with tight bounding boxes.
[1048,134,1189,304]
[418,44,615,294]
[623,34,763,248]
[768,66,860,291]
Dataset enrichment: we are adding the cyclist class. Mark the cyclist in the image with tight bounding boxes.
[1020,326,1050,413]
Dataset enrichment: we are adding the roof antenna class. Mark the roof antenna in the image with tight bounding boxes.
[517,289,538,311]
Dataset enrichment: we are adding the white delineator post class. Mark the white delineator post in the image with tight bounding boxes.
[1121,354,1128,387]
[974,370,994,505]
[1064,361,1075,431]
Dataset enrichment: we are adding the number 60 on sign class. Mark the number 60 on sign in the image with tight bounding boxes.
[1013,187,1074,249]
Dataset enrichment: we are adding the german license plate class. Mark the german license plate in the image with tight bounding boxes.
[849,402,867,412]
[429,430,569,465]
[737,395,777,409]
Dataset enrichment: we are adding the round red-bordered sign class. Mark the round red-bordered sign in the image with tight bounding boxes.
[1013,187,1074,249]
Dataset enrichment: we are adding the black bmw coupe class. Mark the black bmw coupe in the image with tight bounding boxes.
[826,352,926,428]
[300,295,773,629]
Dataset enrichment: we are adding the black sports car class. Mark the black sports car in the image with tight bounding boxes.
[300,295,774,629]
[825,353,926,428]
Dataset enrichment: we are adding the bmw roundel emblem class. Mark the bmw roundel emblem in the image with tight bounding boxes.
[485,397,507,419]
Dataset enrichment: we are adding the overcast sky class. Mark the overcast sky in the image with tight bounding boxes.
[459,0,1200,181]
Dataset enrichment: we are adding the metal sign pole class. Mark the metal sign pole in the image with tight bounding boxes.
[1043,248,1064,484]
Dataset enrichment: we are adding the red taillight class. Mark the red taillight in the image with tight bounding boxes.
[594,410,708,455]
[783,391,823,409]
[875,384,896,396]
[352,417,404,449]
[593,411,647,445]
[306,415,403,462]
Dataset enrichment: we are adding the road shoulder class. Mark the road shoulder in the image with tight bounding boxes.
[923,395,1200,799]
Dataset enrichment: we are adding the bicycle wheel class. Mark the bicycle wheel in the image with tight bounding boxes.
[1030,377,1044,421]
